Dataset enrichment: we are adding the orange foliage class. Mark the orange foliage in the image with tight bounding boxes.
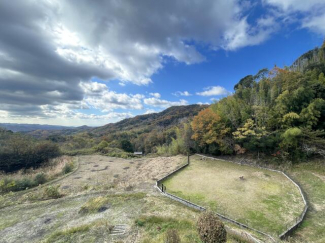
[191,108,225,146]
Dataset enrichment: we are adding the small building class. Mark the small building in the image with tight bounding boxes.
[133,152,143,156]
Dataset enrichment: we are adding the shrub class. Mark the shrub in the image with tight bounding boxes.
[16,178,35,191]
[197,212,227,243]
[79,196,109,214]
[0,178,16,193]
[165,229,181,243]
[34,172,47,185]
[135,218,145,227]
[62,162,74,174]
[95,141,109,152]
[43,185,61,199]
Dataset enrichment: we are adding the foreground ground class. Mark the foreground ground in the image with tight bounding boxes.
[163,155,305,236]
[0,155,324,243]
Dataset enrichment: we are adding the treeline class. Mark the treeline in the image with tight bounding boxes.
[49,105,205,157]
[0,128,60,172]
[191,43,325,161]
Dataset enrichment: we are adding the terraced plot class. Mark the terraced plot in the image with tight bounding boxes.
[162,155,305,236]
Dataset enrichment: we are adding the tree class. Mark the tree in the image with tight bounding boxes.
[233,119,269,158]
[120,139,133,153]
[191,108,231,154]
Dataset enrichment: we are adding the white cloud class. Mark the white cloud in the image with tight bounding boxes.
[143,98,188,108]
[80,81,144,111]
[144,109,157,115]
[2,0,324,125]
[223,16,278,50]
[149,92,161,98]
[196,86,228,96]
[303,13,325,35]
[210,98,220,102]
[264,0,325,35]
[264,0,325,12]
[173,91,192,97]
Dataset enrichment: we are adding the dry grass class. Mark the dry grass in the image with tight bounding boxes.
[163,155,305,235]
[0,155,272,243]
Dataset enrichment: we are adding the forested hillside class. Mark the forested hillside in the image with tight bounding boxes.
[47,104,206,156]
[0,128,60,172]
[191,43,325,161]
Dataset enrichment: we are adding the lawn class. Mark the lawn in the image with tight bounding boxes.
[289,161,325,243]
[162,155,305,236]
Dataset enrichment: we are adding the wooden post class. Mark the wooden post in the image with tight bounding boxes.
[187,153,190,165]
[161,183,164,192]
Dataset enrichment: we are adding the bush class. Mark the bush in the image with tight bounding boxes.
[79,196,109,214]
[135,218,145,227]
[165,229,181,243]
[197,212,227,243]
[62,162,74,174]
[0,178,16,193]
[43,185,61,199]
[95,141,109,152]
[16,178,35,191]
[34,173,47,185]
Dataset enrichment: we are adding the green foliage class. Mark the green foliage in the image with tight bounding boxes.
[62,162,74,174]
[79,196,109,214]
[34,173,47,185]
[191,45,325,161]
[197,212,227,243]
[0,130,61,172]
[156,126,189,156]
[120,139,134,152]
[0,175,49,193]
[43,185,61,199]
[95,140,109,152]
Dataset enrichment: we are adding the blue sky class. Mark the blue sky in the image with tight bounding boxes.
[0,0,324,126]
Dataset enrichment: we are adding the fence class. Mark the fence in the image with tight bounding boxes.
[195,154,308,240]
[155,154,308,242]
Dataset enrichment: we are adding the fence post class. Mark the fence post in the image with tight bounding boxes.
[161,183,164,192]
[187,153,190,165]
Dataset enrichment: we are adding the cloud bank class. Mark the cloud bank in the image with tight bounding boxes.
[0,0,324,125]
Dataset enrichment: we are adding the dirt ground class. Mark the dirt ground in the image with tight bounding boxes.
[0,155,188,243]
[54,155,186,194]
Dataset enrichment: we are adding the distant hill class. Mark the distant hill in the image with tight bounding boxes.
[26,125,92,138]
[0,123,76,132]
[92,104,207,135]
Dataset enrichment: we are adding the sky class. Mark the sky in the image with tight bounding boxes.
[0,0,324,126]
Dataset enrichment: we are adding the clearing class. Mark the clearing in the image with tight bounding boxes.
[162,155,305,236]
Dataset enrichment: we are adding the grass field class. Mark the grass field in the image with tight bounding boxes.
[162,155,305,236]
[3,154,321,242]
[0,155,266,243]
[289,161,325,243]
